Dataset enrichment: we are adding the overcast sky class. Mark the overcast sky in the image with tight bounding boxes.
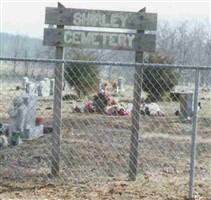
[1,0,210,39]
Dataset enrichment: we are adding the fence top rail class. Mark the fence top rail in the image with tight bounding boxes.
[0,56,211,70]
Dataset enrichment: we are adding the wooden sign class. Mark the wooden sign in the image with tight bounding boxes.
[43,28,156,52]
[45,7,157,31]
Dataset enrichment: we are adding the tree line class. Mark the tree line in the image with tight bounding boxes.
[1,19,210,92]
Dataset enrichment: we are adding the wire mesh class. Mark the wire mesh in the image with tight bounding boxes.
[0,58,210,199]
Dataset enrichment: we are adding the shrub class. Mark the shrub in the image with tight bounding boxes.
[64,51,100,98]
[143,53,179,102]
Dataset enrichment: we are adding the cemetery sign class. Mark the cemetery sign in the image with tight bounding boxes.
[45,7,157,30]
[44,7,157,52]
[43,3,157,176]
[44,28,156,52]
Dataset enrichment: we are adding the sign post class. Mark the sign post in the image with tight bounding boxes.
[51,2,65,176]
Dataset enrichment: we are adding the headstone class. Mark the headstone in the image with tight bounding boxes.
[8,94,43,141]
[22,94,43,139]
[179,92,194,118]
[50,78,55,95]
[117,77,125,92]
[26,81,36,94]
[0,135,8,147]
[99,80,103,91]
[46,78,51,96]
[22,77,29,89]
[22,94,37,127]
[38,78,51,97]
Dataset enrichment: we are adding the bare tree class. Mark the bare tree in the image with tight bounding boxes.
[11,34,24,74]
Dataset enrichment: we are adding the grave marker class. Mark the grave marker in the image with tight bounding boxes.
[8,95,43,141]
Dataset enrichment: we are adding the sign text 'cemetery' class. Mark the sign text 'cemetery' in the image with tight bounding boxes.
[44,7,157,52]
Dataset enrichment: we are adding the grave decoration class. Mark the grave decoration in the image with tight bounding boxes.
[73,91,164,117]
[99,77,125,95]
[74,91,130,116]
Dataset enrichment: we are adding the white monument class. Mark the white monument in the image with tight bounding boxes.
[26,81,37,94]
[37,78,51,97]
[8,94,43,141]
[22,76,29,89]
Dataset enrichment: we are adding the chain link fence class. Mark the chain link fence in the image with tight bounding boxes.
[0,57,210,199]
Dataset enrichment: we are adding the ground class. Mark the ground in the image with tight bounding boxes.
[0,81,211,200]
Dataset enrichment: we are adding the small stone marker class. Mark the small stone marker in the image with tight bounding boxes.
[179,92,194,118]
[0,135,8,147]
[50,78,55,95]
[117,77,125,92]
[22,77,29,89]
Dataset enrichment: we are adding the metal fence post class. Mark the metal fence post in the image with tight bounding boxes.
[51,2,65,176]
[128,7,146,181]
[188,68,200,199]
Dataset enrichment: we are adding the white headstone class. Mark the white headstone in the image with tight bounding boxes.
[38,78,51,97]
[22,94,43,139]
[22,77,29,89]
[22,94,37,127]
[26,81,36,94]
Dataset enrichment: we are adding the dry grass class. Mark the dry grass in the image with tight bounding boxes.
[0,80,211,200]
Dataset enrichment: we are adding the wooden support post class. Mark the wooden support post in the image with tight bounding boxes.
[51,2,65,176]
[129,7,146,181]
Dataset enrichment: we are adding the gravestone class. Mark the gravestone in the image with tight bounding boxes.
[22,94,43,139]
[26,81,37,94]
[50,78,55,95]
[0,135,8,147]
[8,94,43,141]
[179,92,194,118]
[22,94,37,128]
[117,77,125,92]
[22,76,29,89]
[38,78,51,97]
